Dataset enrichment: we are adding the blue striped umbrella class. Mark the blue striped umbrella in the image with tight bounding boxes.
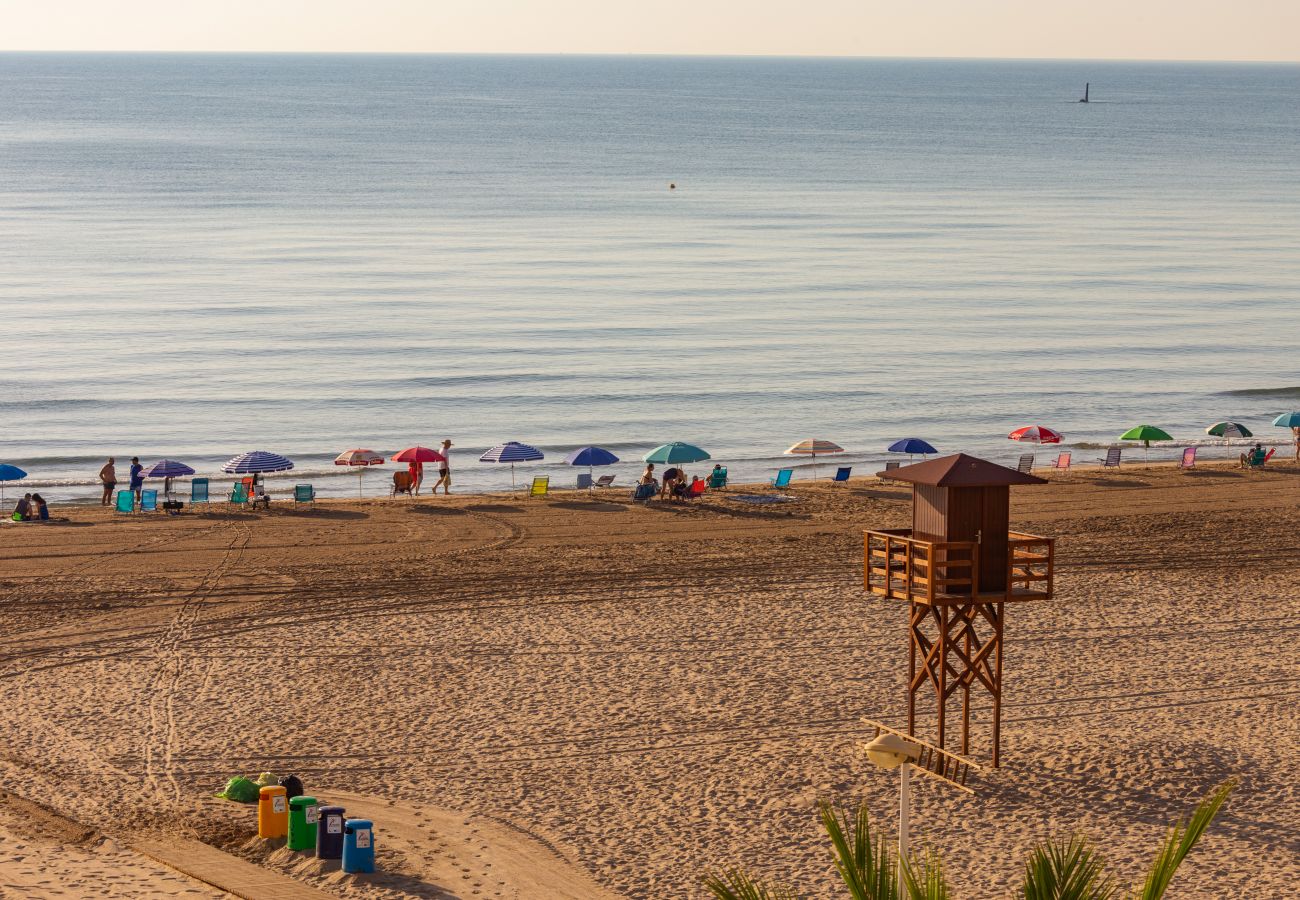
[222,451,294,474]
[479,441,544,487]
[0,463,26,503]
[144,459,196,500]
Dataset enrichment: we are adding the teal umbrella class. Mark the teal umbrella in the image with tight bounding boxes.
[1119,425,1172,461]
[643,442,711,465]
[1273,412,1300,428]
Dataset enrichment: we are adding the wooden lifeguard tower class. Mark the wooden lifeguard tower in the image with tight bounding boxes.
[864,454,1055,767]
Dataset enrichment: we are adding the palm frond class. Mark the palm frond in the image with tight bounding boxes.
[1021,836,1115,900]
[701,868,800,900]
[818,798,898,900]
[901,849,951,900]
[1131,779,1236,900]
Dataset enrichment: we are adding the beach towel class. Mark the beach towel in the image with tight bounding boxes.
[215,776,262,803]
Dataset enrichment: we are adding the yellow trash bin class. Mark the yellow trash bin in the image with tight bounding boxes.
[258,785,288,839]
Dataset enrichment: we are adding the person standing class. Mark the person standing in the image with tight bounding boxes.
[408,459,424,495]
[1293,426,1299,462]
[433,440,453,494]
[98,457,117,506]
[128,457,144,502]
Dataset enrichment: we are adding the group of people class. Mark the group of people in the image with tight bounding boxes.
[97,456,144,506]
[404,439,454,495]
[638,462,725,501]
[11,493,49,522]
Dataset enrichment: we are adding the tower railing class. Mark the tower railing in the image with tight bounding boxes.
[865,528,1054,603]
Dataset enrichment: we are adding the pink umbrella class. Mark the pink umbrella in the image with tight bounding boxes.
[1008,425,1063,445]
[335,448,386,498]
[391,446,447,464]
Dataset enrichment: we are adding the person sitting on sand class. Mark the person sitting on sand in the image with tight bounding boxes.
[12,493,32,522]
[31,494,49,522]
[1239,443,1265,468]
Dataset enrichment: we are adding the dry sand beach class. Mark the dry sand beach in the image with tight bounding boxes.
[2,462,1298,898]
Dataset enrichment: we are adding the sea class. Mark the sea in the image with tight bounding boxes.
[2,53,1298,501]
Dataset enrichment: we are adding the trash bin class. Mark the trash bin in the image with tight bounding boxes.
[316,805,346,860]
[257,785,288,839]
[287,795,319,851]
[342,818,375,873]
[278,774,304,799]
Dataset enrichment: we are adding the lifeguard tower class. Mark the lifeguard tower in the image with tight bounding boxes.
[864,454,1054,766]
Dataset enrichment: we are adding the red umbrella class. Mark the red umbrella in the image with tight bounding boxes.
[391,446,447,463]
[1008,425,1062,445]
[335,449,386,498]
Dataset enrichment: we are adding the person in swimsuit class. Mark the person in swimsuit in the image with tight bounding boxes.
[433,440,453,495]
[12,494,32,521]
[128,457,144,501]
[32,494,49,521]
[99,457,117,506]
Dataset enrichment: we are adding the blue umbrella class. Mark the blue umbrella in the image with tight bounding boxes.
[480,441,544,487]
[0,463,27,503]
[643,442,711,465]
[1273,412,1300,428]
[564,446,620,490]
[887,438,938,459]
[222,451,294,473]
[143,459,196,501]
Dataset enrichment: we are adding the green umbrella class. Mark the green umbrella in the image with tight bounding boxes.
[643,442,711,465]
[1119,425,1173,461]
[1206,421,1252,457]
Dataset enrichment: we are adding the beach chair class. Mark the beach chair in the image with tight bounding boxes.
[114,490,135,515]
[228,482,249,507]
[576,473,594,490]
[1052,452,1071,471]
[1245,448,1275,470]
[294,484,316,508]
[686,478,707,500]
[391,471,413,498]
[139,489,158,512]
[708,467,728,489]
[190,478,210,505]
[631,482,656,503]
[594,474,616,489]
[884,461,901,472]
[1179,447,1197,470]
[241,477,255,498]
[832,466,852,484]
[770,468,794,489]
[529,476,549,499]
[1097,448,1122,468]
[1015,454,1034,474]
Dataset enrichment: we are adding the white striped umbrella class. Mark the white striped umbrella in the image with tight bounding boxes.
[479,441,544,488]
[785,439,844,480]
[335,449,386,498]
[222,451,293,493]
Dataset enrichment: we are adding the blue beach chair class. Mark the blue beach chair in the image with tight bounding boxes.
[1097,448,1122,468]
[576,473,594,490]
[770,468,794,489]
[708,467,728,489]
[229,482,249,507]
[833,466,852,484]
[190,478,210,505]
[294,484,315,508]
[631,482,656,503]
[139,490,158,512]
[114,490,135,515]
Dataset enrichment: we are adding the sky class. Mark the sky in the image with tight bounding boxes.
[5,0,1299,62]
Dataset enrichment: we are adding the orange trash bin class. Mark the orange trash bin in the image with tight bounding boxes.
[258,785,288,839]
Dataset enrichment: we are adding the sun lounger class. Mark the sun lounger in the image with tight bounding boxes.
[1179,447,1197,470]
[1016,454,1034,474]
[884,461,901,471]
[191,478,209,505]
[770,468,793,489]
[576,473,593,490]
[1097,448,1122,468]
[631,482,656,502]
[1052,452,1071,471]
[832,466,852,484]
[708,467,728,489]
[139,489,158,512]
[594,474,616,489]
[391,471,413,498]
[529,476,549,499]
[114,490,135,515]
[294,484,315,508]
[228,482,249,506]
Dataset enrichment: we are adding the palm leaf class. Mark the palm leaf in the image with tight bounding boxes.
[1131,779,1236,900]
[901,849,952,900]
[1021,836,1115,900]
[701,868,800,900]
[818,798,898,900]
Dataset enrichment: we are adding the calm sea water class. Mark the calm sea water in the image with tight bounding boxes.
[2,54,1298,500]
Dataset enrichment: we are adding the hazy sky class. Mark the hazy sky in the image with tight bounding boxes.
[6,1,1299,61]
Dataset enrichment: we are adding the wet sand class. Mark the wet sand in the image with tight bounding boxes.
[2,460,1298,897]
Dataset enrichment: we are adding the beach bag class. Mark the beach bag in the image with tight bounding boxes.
[215,776,262,803]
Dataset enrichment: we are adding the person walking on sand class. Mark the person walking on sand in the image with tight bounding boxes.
[432,440,453,495]
[98,457,117,506]
[128,457,144,501]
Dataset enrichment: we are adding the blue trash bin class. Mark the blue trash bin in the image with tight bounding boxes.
[316,805,346,860]
[342,818,375,873]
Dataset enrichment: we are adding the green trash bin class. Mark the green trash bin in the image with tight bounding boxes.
[287,795,320,851]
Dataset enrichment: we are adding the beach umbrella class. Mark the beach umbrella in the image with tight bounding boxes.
[1119,425,1172,461]
[142,459,196,501]
[1206,421,1252,455]
[480,441,544,487]
[222,450,294,492]
[785,439,844,480]
[1272,412,1300,428]
[563,446,619,487]
[643,442,711,465]
[391,446,446,464]
[0,463,27,503]
[1007,425,1062,445]
[887,437,938,463]
[335,448,386,498]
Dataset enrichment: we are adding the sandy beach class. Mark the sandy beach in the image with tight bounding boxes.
[2,460,1298,897]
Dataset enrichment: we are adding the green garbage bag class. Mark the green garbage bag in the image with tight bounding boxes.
[215,776,262,803]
